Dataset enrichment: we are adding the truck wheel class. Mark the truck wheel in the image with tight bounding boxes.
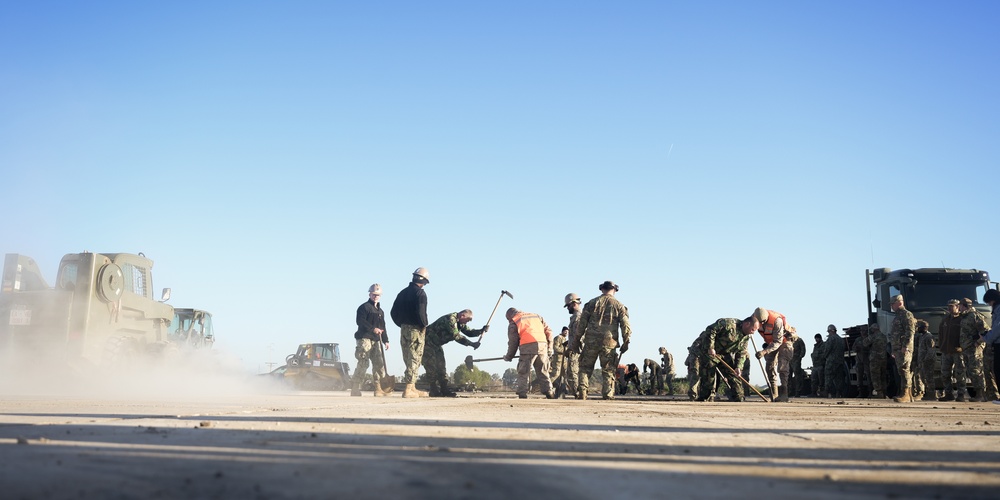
[102,336,138,370]
[96,264,125,302]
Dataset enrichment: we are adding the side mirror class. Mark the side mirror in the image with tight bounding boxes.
[872,298,881,309]
[161,288,171,302]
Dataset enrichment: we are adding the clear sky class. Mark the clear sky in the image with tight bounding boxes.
[2,1,998,384]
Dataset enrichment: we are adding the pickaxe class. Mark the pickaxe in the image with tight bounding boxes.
[748,334,774,400]
[713,354,770,403]
[480,290,514,341]
[465,354,518,370]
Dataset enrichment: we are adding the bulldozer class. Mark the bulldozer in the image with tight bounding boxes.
[0,251,213,367]
[277,343,352,390]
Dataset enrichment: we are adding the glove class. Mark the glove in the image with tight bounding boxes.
[620,341,629,354]
[471,341,481,350]
[755,350,764,359]
[503,355,512,362]
[482,325,490,333]
[708,348,716,357]
[761,342,771,350]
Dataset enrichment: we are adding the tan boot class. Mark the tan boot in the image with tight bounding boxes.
[402,383,420,398]
[893,392,912,403]
[374,385,387,397]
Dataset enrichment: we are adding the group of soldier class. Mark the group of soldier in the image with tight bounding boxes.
[347,267,1000,404]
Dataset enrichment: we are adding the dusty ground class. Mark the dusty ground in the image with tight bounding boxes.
[2,389,1000,499]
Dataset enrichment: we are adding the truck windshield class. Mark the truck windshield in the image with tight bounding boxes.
[907,282,990,309]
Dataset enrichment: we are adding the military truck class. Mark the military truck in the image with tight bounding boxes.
[843,268,995,395]
[0,252,210,367]
[278,343,351,390]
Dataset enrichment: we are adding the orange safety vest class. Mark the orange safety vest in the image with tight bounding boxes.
[512,312,547,345]
[758,309,787,344]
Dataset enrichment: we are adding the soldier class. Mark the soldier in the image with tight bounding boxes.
[563,293,583,398]
[983,289,1000,404]
[550,327,570,396]
[696,317,758,402]
[958,298,989,402]
[791,334,807,397]
[643,357,662,395]
[938,299,967,402]
[503,308,555,399]
[621,363,641,395]
[913,320,937,401]
[811,333,826,397]
[390,267,431,398]
[659,347,676,395]
[889,294,916,403]
[569,281,631,400]
[752,307,789,400]
[824,325,847,398]
[863,323,889,398]
[422,309,486,397]
[685,338,704,401]
[770,328,799,402]
[350,284,391,397]
[853,326,871,398]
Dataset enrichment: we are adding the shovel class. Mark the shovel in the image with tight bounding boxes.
[376,338,396,394]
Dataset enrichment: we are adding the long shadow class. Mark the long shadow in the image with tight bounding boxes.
[5,412,1000,437]
[0,424,996,500]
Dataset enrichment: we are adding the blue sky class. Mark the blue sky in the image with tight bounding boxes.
[2,1,998,383]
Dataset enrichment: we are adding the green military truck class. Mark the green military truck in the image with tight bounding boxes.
[0,252,213,367]
[843,267,995,396]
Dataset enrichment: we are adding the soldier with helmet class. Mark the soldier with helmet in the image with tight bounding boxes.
[824,324,847,398]
[958,297,989,402]
[563,292,583,398]
[862,323,889,398]
[569,281,632,400]
[422,309,486,397]
[659,347,675,395]
[350,284,391,397]
[550,327,570,396]
[390,267,431,398]
[937,299,966,402]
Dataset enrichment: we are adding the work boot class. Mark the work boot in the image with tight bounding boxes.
[545,390,556,399]
[517,394,528,399]
[938,392,955,402]
[374,385,388,397]
[956,391,967,403]
[921,393,936,401]
[350,389,362,397]
[777,386,789,403]
[893,393,912,403]
[438,381,457,398]
[403,383,426,398]
[971,395,985,403]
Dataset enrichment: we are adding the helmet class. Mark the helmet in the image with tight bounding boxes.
[412,267,430,283]
[368,284,382,295]
[753,307,769,322]
[563,293,581,307]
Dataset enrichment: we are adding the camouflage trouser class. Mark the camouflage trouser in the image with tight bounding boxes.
[420,341,449,388]
[764,351,778,397]
[893,347,912,397]
[940,352,967,394]
[663,371,675,395]
[854,353,870,395]
[825,356,846,397]
[696,354,718,400]
[869,355,887,397]
[550,352,565,387]
[399,324,426,384]
[790,358,805,396]
[912,357,935,397]
[963,344,986,397]
[777,345,794,391]
[351,338,387,391]
[699,352,744,401]
[578,342,617,399]
[811,365,825,396]
[984,344,998,400]
[686,352,701,400]
[565,351,579,395]
[518,348,552,397]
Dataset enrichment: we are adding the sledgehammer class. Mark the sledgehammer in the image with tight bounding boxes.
[465,354,519,370]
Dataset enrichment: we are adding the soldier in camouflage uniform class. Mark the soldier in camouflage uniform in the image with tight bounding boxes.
[938,299,966,402]
[985,341,998,402]
[791,335,807,397]
[958,298,989,402]
[853,326,871,398]
[563,293,583,398]
[422,310,486,397]
[694,317,758,402]
[550,327,570,396]
[351,284,390,397]
[660,347,676,395]
[390,267,431,398]
[889,294,916,403]
[685,338,703,401]
[913,320,937,401]
[863,323,889,398]
[824,325,847,398]
[810,334,826,397]
[569,281,631,400]
[773,328,799,402]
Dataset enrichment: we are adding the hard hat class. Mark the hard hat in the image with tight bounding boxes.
[563,293,581,307]
[412,267,430,283]
[368,284,382,295]
[753,307,769,322]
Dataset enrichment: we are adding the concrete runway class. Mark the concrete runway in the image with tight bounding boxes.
[2,389,999,499]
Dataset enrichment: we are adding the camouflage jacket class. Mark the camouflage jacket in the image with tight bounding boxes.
[792,337,807,362]
[567,309,582,346]
[426,312,483,347]
[890,308,916,353]
[824,332,846,363]
[916,331,936,363]
[552,331,569,357]
[697,318,748,356]
[661,351,675,374]
[576,293,631,349]
[811,340,826,365]
[862,330,888,357]
[959,309,989,351]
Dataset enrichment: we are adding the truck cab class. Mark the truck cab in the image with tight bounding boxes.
[868,268,993,335]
